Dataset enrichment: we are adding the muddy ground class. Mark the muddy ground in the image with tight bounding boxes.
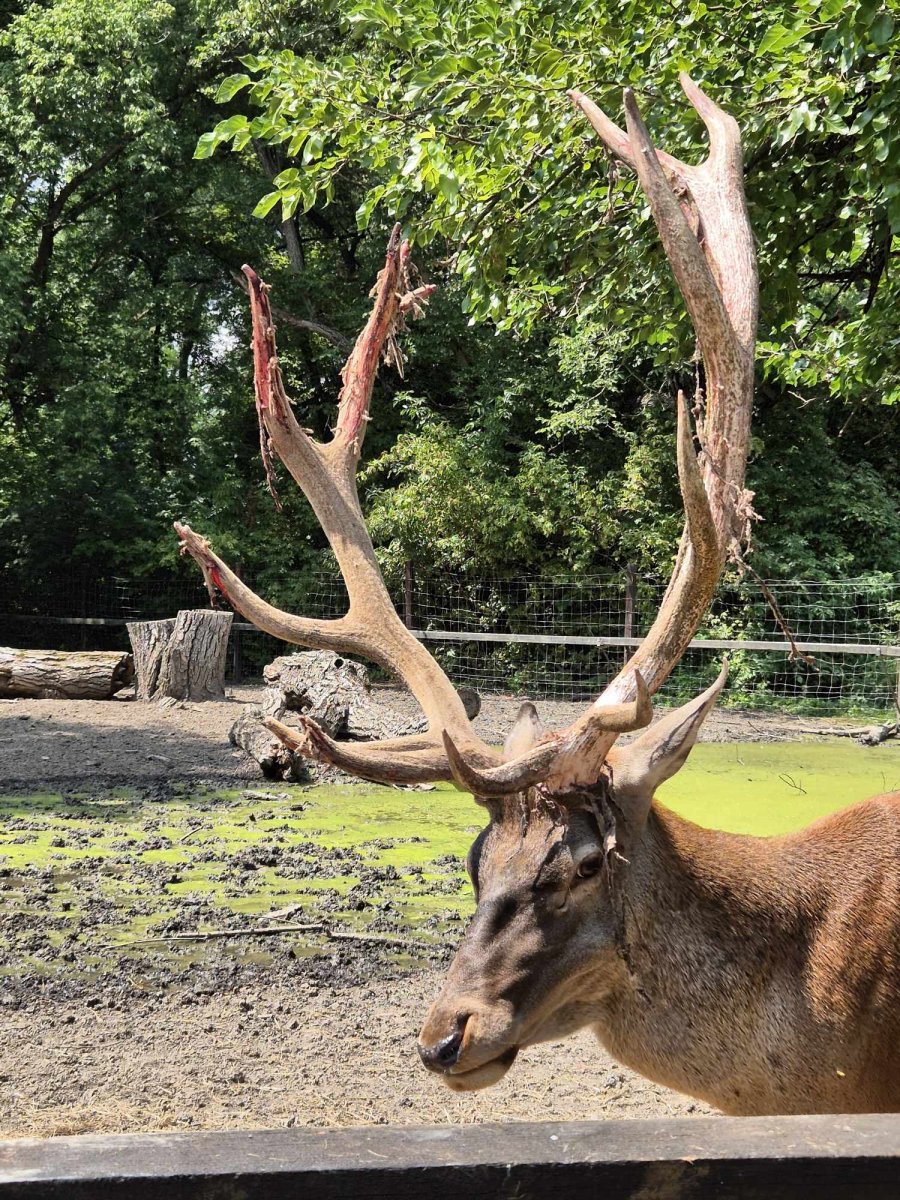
[0,686,875,1139]
[1,970,713,1139]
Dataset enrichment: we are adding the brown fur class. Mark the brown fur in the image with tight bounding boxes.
[601,794,900,1114]
[419,703,900,1115]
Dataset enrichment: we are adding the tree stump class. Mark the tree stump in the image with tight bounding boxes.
[126,619,176,700]
[0,648,134,700]
[127,610,233,702]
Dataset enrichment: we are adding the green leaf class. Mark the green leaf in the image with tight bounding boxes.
[214,74,252,104]
[193,131,219,160]
[870,13,895,45]
[252,191,282,218]
[302,131,325,163]
[355,185,385,229]
[759,22,809,53]
[273,167,301,189]
[214,114,249,139]
[239,54,271,73]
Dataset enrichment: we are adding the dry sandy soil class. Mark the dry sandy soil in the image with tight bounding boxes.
[0,686,867,1140]
[0,683,852,792]
[0,970,711,1139]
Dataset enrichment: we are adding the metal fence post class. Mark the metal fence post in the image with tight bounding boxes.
[623,563,637,665]
[404,561,414,629]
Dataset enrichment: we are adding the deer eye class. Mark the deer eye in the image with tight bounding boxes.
[575,853,604,881]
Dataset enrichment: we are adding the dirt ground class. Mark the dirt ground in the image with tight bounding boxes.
[0,685,870,1140]
[0,969,711,1139]
[0,682,855,792]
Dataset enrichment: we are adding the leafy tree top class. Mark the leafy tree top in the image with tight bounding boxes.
[199,0,900,404]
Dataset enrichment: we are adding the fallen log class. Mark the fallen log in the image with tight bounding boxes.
[0,647,134,700]
[262,650,384,736]
[231,651,481,780]
[229,709,298,780]
[791,722,900,745]
[858,721,899,746]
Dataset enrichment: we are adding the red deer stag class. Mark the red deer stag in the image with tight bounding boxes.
[177,75,900,1115]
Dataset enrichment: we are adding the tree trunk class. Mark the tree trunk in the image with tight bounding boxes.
[126,619,176,700]
[0,647,134,700]
[154,610,233,702]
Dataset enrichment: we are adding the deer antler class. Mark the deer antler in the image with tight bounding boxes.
[537,72,758,788]
[177,225,500,783]
[444,73,758,796]
[179,73,757,801]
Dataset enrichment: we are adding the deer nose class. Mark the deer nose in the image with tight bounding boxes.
[418,1015,469,1072]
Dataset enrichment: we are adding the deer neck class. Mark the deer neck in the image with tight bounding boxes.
[593,803,813,1111]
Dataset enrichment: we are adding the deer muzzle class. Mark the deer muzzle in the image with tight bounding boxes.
[417,998,521,1092]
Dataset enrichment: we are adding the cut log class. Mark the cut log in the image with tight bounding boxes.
[229,710,296,780]
[126,618,176,700]
[153,609,233,702]
[0,647,134,700]
[232,651,480,780]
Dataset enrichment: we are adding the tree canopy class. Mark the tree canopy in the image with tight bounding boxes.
[205,0,900,404]
[1,0,899,610]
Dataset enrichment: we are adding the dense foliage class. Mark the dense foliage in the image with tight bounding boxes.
[1,0,899,618]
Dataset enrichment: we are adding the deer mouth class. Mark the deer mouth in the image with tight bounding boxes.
[442,1045,519,1092]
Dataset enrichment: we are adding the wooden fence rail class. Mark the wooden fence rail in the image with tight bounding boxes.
[1,1114,898,1199]
[4,612,900,657]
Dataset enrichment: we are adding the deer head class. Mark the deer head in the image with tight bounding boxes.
[177,73,756,1093]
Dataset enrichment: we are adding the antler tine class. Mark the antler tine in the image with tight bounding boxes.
[443,731,560,800]
[566,89,686,178]
[265,717,479,786]
[446,672,653,799]
[556,76,757,789]
[175,523,357,651]
[678,72,741,174]
[178,229,501,783]
[621,89,737,374]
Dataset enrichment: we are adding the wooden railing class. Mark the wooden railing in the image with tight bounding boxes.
[1,1113,898,1198]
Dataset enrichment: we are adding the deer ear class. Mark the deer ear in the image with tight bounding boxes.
[503,702,545,760]
[607,662,727,812]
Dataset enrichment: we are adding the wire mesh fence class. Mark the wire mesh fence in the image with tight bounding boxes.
[1,569,898,715]
[401,570,900,714]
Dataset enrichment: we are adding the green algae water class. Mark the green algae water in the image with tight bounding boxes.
[659,740,900,835]
[2,739,899,976]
